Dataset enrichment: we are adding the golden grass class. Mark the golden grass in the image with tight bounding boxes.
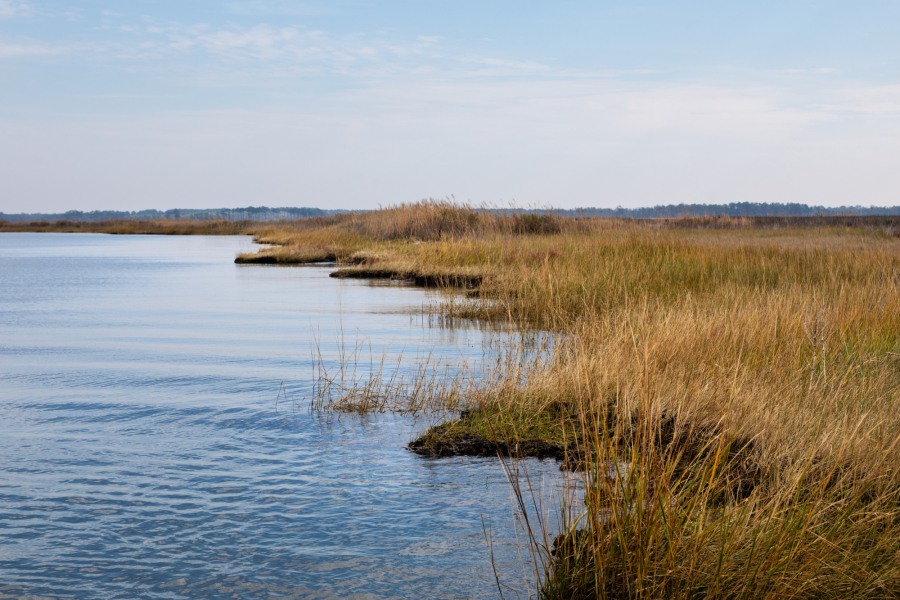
[263,202,900,598]
[530,240,900,598]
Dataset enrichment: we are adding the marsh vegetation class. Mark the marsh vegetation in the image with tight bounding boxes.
[239,202,900,599]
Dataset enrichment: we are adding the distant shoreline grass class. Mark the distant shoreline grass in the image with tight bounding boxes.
[6,212,900,242]
[9,204,900,597]
[0,218,261,235]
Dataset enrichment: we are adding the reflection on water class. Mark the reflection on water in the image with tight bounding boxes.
[0,233,569,599]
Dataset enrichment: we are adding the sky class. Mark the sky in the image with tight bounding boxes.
[1,1,899,212]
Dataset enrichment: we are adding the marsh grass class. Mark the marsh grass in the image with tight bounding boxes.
[305,334,470,415]
[477,234,900,597]
[303,325,552,419]
[538,426,900,599]
[279,202,900,598]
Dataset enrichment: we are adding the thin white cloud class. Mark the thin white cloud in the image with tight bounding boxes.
[174,24,443,66]
[0,0,30,18]
[177,24,304,60]
[822,85,900,115]
[223,1,340,17]
[0,42,60,57]
[774,67,840,75]
[102,21,416,70]
[479,57,549,71]
[87,19,554,81]
[599,84,836,136]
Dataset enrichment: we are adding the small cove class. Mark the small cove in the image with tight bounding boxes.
[0,233,570,599]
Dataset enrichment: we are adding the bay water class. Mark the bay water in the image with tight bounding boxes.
[0,233,567,600]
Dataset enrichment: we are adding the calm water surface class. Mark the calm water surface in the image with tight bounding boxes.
[0,233,568,600]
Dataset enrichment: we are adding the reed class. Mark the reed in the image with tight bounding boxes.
[282,202,900,598]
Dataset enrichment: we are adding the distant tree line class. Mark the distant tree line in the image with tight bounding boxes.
[0,206,348,223]
[4,202,900,223]
[549,203,900,218]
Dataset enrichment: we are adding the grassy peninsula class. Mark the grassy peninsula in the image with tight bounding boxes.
[237,202,900,599]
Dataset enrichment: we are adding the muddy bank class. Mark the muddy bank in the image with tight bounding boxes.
[407,409,582,467]
[409,410,762,495]
[330,268,482,289]
[234,252,339,264]
[408,427,570,462]
[233,253,483,289]
[234,254,280,264]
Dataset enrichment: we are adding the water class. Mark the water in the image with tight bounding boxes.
[0,233,569,599]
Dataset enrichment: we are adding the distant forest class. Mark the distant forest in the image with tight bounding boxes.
[0,206,346,222]
[553,203,900,218]
[3,203,900,222]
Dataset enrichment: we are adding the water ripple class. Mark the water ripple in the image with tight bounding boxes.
[0,234,572,599]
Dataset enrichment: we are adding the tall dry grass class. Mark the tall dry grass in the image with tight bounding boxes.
[488,269,900,598]
[236,200,638,264]
[428,229,900,598]
[276,202,900,598]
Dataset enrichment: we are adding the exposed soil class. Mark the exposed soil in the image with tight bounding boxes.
[234,254,279,264]
[407,410,584,468]
[233,253,484,288]
[329,268,483,289]
[409,409,762,496]
[234,253,339,264]
[408,429,570,461]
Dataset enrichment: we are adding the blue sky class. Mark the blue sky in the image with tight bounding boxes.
[1,1,899,211]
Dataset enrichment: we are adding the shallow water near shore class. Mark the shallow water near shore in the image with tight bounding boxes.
[0,233,570,600]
